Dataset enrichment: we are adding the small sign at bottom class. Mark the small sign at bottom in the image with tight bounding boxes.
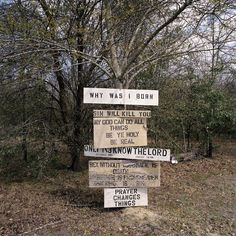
[104,188,148,208]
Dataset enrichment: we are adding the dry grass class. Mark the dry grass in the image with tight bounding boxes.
[0,140,235,236]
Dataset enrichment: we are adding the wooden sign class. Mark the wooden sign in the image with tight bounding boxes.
[89,160,160,188]
[83,88,159,106]
[84,145,171,162]
[104,188,148,208]
[94,110,151,118]
[93,117,147,148]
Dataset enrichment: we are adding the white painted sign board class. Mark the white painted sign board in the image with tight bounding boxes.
[83,88,159,106]
[84,145,171,162]
[89,160,160,188]
[104,188,148,208]
[93,110,151,118]
[93,117,147,148]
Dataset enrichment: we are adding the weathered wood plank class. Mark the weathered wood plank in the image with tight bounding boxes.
[89,160,160,188]
[93,110,151,118]
[84,145,171,162]
[93,117,147,148]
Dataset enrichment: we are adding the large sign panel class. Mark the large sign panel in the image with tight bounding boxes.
[83,88,159,106]
[93,117,147,148]
[84,145,171,162]
[104,188,148,208]
[89,160,160,188]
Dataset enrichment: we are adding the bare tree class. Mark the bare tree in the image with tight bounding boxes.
[1,0,235,170]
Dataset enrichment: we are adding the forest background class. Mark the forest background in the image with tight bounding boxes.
[0,0,235,177]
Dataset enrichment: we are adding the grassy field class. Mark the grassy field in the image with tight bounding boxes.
[0,140,235,236]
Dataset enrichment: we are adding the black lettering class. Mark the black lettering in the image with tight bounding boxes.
[109,93,123,99]
[127,148,132,154]
[90,92,103,98]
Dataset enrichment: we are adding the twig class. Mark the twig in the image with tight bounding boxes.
[19,220,63,236]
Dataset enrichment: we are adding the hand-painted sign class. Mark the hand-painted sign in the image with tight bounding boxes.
[83,88,159,106]
[89,160,160,188]
[104,188,148,208]
[84,145,171,162]
[93,117,147,148]
[93,110,151,118]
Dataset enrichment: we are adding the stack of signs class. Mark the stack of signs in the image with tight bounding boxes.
[83,88,170,208]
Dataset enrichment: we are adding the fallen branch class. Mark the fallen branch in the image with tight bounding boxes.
[19,220,63,236]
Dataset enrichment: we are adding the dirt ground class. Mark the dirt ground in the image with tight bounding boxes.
[0,141,235,236]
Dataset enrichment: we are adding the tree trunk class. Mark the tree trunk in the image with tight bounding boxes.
[181,120,187,152]
[207,134,213,158]
[69,6,85,171]
[69,84,84,171]
[68,142,81,171]
[186,124,191,151]
[22,90,28,162]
